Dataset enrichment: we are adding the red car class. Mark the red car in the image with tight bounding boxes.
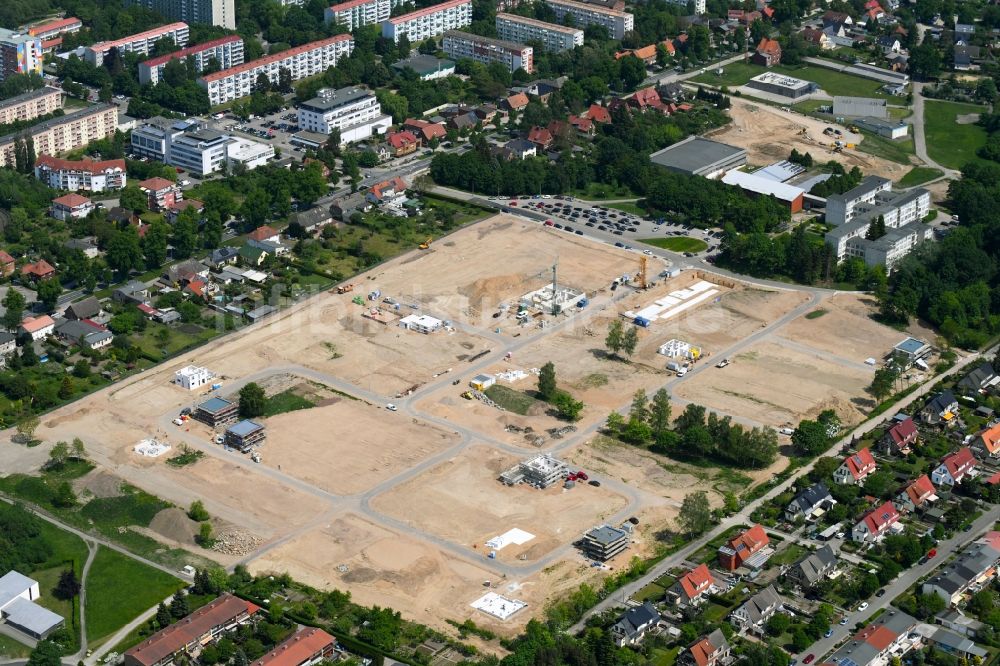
[803,655,815,665]
[544,220,554,226]
[509,201,517,206]
[927,549,937,558]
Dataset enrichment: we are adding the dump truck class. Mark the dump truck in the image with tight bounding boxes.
[337,283,354,294]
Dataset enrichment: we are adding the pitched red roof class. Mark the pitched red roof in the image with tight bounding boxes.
[527,126,553,146]
[987,471,1000,485]
[859,500,899,535]
[21,315,55,333]
[587,104,611,124]
[631,87,662,107]
[678,563,713,600]
[138,177,176,191]
[568,115,593,132]
[506,92,529,110]
[689,635,717,666]
[29,17,82,36]
[723,524,769,558]
[757,38,781,56]
[248,225,279,242]
[856,624,896,651]
[387,130,418,149]
[21,259,55,277]
[844,447,876,480]
[35,154,126,174]
[940,447,976,480]
[168,199,204,213]
[0,250,13,264]
[980,423,1000,455]
[250,628,335,666]
[52,193,92,208]
[370,177,407,200]
[905,474,935,507]
[762,6,774,18]
[887,417,917,448]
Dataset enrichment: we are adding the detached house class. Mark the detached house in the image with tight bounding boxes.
[921,390,958,425]
[852,500,900,543]
[894,474,937,513]
[958,362,998,393]
[882,417,918,455]
[384,130,419,158]
[833,447,877,485]
[21,259,56,281]
[668,563,718,606]
[610,602,661,647]
[752,38,782,66]
[801,27,834,49]
[730,585,783,635]
[0,250,14,277]
[527,126,553,149]
[787,545,838,588]
[366,177,407,205]
[785,483,834,522]
[21,315,55,341]
[682,629,730,666]
[931,447,977,486]
[976,423,1000,459]
[587,104,612,124]
[50,193,94,221]
[718,524,770,571]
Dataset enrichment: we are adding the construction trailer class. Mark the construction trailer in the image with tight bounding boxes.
[470,374,496,391]
[224,419,266,452]
[192,396,239,428]
[580,524,630,562]
[500,453,568,488]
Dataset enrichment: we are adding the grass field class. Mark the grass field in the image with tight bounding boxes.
[693,62,892,98]
[898,166,944,187]
[263,389,316,417]
[640,237,709,253]
[85,547,185,646]
[0,634,31,658]
[484,384,538,415]
[606,201,646,215]
[855,130,914,165]
[570,183,639,200]
[924,100,989,170]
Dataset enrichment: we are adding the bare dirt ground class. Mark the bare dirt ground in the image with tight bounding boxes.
[262,399,459,495]
[710,98,911,179]
[782,293,910,361]
[370,445,628,563]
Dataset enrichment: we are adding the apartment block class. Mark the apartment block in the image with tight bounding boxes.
[324,0,408,31]
[0,104,117,168]
[27,17,82,52]
[197,34,353,106]
[0,87,63,125]
[139,35,244,85]
[442,30,533,73]
[296,87,392,142]
[124,0,235,29]
[495,13,583,52]
[84,22,190,65]
[0,28,43,81]
[34,155,127,192]
[544,0,634,39]
[381,0,473,43]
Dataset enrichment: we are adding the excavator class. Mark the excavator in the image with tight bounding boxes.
[419,237,432,250]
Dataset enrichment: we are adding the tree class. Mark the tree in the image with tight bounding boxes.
[54,569,80,600]
[36,278,62,312]
[553,391,584,421]
[2,288,26,331]
[156,601,172,628]
[792,419,830,456]
[53,481,76,508]
[238,382,266,418]
[106,227,144,274]
[866,215,887,241]
[48,441,69,469]
[909,43,941,80]
[171,208,200,259]
[119,185,148,213]
[605,319,624,357]
[15,415,39,444]
[677,490,712,536]
[869,365,898,402]
[170,590,191,618]
[537,361,556,400]
[197,522,215,547]
[188,500,210,522]
[621,326,639,358]
[605,411,625,434]
[27,640,62,666]
[650,389,672,441]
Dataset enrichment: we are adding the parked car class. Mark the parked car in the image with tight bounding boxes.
[803,655,815,665]
[386,403,398,411]
[858,602,869,612]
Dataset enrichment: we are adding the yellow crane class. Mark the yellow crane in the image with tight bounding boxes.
[419,237,432,250]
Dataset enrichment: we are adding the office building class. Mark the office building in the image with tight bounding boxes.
[324,0,408,31]
[442,31,533,73]
[0,28,43,81]
[34,155,127,192]
[0,104,117,168]
[296,86,392,142]
[138,35,244,85]
[0,87,63,125]
[84,23,190,66]
[197,34,353,106]
[544,0,633,40]
[381,0,473,43]
[746,71,813,99]
[124,0,235,29]
[495,13,583,52]
[131,117,274,175]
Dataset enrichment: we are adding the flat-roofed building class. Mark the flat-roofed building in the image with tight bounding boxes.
[0,104,117,168]
[832,95,888,119]
[381,0,473,43]
[746,71,813,98]
[722,169,805,212]
[124,0,236,29]
[225,419,265,452]
[139,35,244,85]
[390,53,456,80]
[442,31,533,73]
[649,136,747,178]
[0,571,64,640]
[192,396,238,427]
[0,28,43,81]
[0,87,63,125]
[197,34,353,105]
[580,524,630,561]
[84,22,190,65]
[495,13,583,52]
[296,86,392,142]
[544,0,633,40]
[854,116,908,139]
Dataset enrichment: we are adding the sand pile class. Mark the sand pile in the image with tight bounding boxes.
[73,470,123,499]
[149,508,200,545]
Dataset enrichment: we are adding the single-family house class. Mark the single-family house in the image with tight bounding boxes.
[921,390,958,425]
[894,474,937,513]
[367,177,407,205]
[20,315,55,341]
[207,247,241,269]
[114,280,149,305]
[958,362,998,393]
[587,104,612,124]
[567,115,594,135]
[718,524,770,571]
[730,585,783,635]
[54,318,113,350]
[239,244,269,267]
[0,250,14,277]
[785,483,834,522]
[752,38,782,67]
[787,545,838,588]
[65,296,103,321]
[503,139,537,160]
[0,331,16,356]
[64,237,100,258]
[293,206,337,234]
[976,423,1000,459]
[668,563,718,606]
[527,126,554,149]
[21,259,55,281]
[882,417,918,455]
[610,602,661,647]
[923,627,989,662]
[385,130,419,158]
[50,193,94,221]
[165,199,204,223]
[931,447,977,486]
[852,500,900,543]
[833,447,877,485]
[503,92,530,113]
[681,629,731,666]
[331,193,371,221]
[801,27,834,49]
[877,35,901,53]
[248,225,280,245]
[403,118,447,143]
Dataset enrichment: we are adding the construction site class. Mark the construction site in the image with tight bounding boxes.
[0,213,923,636]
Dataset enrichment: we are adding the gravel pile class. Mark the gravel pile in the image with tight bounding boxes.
[211,530,263,556]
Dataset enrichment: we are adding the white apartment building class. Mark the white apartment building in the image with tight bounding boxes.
[0,87,63,125]
[175,365,212,390]
[34,155,127,192]
[826,175,893,226]
[442,31,533,73]
[495,13,583,52]
[138,35,244,85]
[0,104,117,168]
[84,22,190,65]
[124,0,235,29]
[197,34,354,106]
[0,28,43,81]
[544,0,633,39]
[131,117,274,175]
[324,0,408,31]
[296,87,392,142]
[381,0,473,43]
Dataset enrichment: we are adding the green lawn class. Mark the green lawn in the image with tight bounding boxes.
[923,100,990,170]
[606,201,646,216]
[262,389,316,417]
[769,543,808,566]
[0,634,31,658]
[85,547,185,646]
[640,237,708,253]
[132,321,221,362]
[855,130,915,165]
[888,106,912,120]
[692,61,766,88]
[633,582,667,602]
[898,166,944,187]
[484,384,538,415]
[693,62,893,98]
[650,647,681,666]
[570,183,639,200]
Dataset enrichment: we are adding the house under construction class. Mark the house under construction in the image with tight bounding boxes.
[225,419,266,452]
[500,453,568,489]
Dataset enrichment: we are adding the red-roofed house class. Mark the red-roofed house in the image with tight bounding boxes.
[931,447,977,486]
[684,629,731,666]
[21,259,55,281]
[250,628,335,666]
[833,447,877,485]
[660,39,675,56]
[248,226,280,243]
[669,563,718,606]
[385,130,419,158]
[503,92,530,112]
[761,5,774,19]
[752,38,782,67]
[801,27,834,49]
[894,474,937,513]
[852,500,900,543]
[50,193,94,221]
[166,199,205,223]
[20,315,55,341]
[366,177,407,205]
[718,524,770,570]
[139,177,182,211]
[568,115,594,136]
[855,624,897,652]
[629,87,665,112]
[184,280,208,300]
[587,104,612,124]
[615,44,658,64]
[403,118,447,143]
[34,155,127,192]
[527,126,553,149]
[882,417,918,455]
[976,423,1000,458]
[0,250,14,277]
